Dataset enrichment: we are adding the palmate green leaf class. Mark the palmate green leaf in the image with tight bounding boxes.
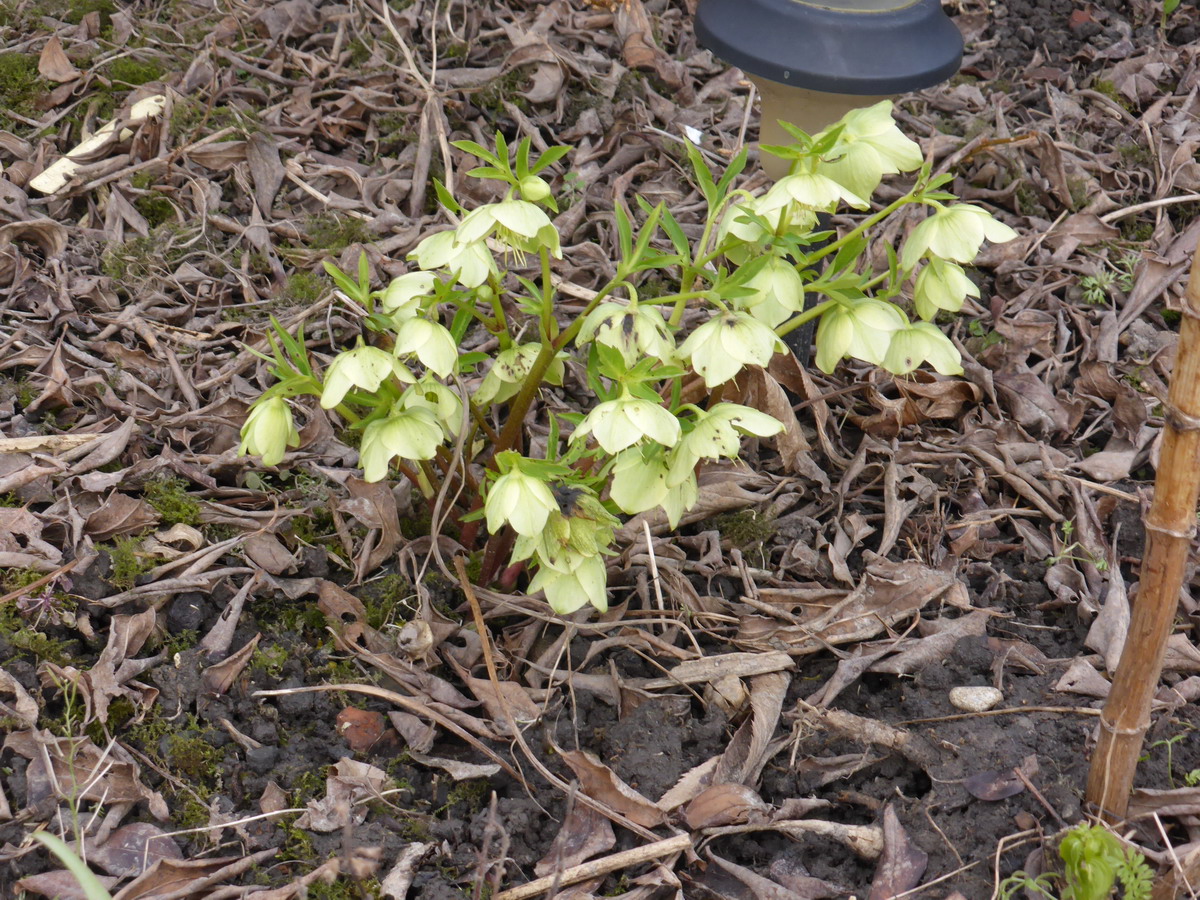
[774,120,813,146]
[466,165,509,181]
[457,350,489,370]
[636,195,689,257]
[266,316,313,378]
[515,137,533,180]
[530,145,571,175]
[432,178,462,215]
[714,148,748,205]
[323,258,369,306]
[449,304,475,344]
[809,122,846,157]
[657,205,691,257]
[450,138,501,167]
[631,204,663,264]
[828,233,867,277]
[684,140,718,211]
[614,203,634,261]
[759,142,806,163]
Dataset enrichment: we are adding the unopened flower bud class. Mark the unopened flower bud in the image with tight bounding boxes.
[519,175,551,203]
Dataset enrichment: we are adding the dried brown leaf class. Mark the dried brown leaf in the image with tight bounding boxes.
[867,805,928,900]
[17,870,120,899]
[85,493,159,541]
[87,823,183,877]
[201,633,260,695]
[535,801,615,876]
[683,783,766,830]
[557,748,668,828]
[38,35,79,83]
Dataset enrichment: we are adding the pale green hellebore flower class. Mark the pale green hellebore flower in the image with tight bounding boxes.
[577,302,675,367]
[740,256,806,329]
[609,445,670,515]
[678,311,784,388]
[815,100,924,200]
[400,377,463,436]
[717,195,817,265]
[814,297,907,373]
[901,204,1018,270]
[358,407,444,481]
[456,199,562,259]
[882,321,964,376]
[410,230,496,288]
[609,445,698,527]
[529,552,608,615]
[321,343,414,409]
[474,343,564,405]
[394,317,458,378]
[571,392,681,455]
[759,170,868,215]
[913,258,980,321]
[659,465,699,528]
[380,271,437,316]
[513,498,619,572]
[239,396,300,466]
[485,464,559,537]
[669,403,783,484]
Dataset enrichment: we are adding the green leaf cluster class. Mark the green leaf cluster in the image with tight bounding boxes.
[238,106,1018,615]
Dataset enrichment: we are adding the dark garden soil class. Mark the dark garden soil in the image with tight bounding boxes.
[3,0,1200,898]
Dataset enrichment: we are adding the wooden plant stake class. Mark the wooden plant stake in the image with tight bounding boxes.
[1085,233,1200,821]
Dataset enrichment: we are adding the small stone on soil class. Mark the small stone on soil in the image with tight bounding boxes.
[949,686,1004,712]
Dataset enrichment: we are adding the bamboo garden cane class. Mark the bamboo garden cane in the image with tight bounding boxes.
[1085,231,1200,822]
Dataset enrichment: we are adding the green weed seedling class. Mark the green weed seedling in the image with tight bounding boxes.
[1080,256,1135,306]
[999,823,1153,900]
[1162,0,1181,30]
[1045,521,1108,571]
[239,104,1018,616]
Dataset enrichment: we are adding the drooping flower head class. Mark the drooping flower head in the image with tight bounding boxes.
[570,391,681,455]
[379,272,437,318]
[410,230,497,288]
[814,100,924,200]
[678,311,784,388]
[901,204,1017,270]
[321,343,414,409]
[358,406,444,481]
[239,396,300,466]
[485,452,560,537]
[738,256,806,329]
[882,321,963,376]
[577,301,675,367]
[814,297,907,373]
[913,258,980,321]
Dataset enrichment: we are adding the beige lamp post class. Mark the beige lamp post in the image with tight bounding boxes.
[695,0,964,179]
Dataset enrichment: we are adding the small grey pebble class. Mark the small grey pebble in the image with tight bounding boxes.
[246,746,279,774]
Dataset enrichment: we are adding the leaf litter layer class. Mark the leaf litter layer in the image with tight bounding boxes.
[1,0,1200,897]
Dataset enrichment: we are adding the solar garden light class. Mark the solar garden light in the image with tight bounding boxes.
[695,0,964,179]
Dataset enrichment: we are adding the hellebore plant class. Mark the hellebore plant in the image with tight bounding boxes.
[240,102,1015,615]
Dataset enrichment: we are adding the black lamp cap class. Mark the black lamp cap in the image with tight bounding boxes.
[695,0,964,96]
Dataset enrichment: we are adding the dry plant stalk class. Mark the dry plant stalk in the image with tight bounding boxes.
[1085,231,1200,821]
